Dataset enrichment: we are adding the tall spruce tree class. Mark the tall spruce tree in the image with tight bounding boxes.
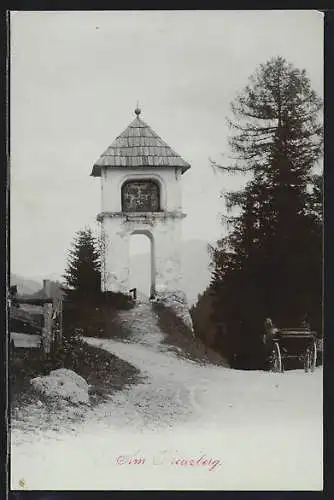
[63,227,101,302]
[209,57,323,365]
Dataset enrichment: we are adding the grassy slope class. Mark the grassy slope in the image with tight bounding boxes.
[10,337,141,408]
[10,297,141,420]
[152,303,229,367]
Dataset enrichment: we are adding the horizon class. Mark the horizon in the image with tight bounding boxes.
[10,235,209,281]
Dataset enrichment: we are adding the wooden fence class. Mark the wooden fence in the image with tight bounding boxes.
[10,279,63,356]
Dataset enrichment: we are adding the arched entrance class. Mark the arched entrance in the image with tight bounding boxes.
[129,229,156,299]
[93,108,191,296]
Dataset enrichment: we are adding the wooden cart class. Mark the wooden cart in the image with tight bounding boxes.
[269,328,317,373]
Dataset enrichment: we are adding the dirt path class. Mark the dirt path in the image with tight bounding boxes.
[85,302,322,430]
[11,302,323,490]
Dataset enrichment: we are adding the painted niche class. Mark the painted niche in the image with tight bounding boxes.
[121,180,160,212]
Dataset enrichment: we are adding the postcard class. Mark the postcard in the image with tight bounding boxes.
[9,10,323,491]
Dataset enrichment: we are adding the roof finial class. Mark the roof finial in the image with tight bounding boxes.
[135,101,141,117]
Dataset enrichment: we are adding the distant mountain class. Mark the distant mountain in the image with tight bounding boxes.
[29,272,63,283]
[181,239,212,305]
[130,239,212,305]
[10,274,42,296]
[11,239,212,305]
[30,281,65,299]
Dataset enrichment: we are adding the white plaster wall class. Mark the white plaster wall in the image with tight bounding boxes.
[154,217,182,291]
[101,217,130,293]
[101,167,183,213]
[101,215,183,294]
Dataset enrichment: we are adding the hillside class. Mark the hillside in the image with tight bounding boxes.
[11,300,323,490]
[10,273,64,300]
[10,274,42,296]
[181,239,212,304]
[30,281,65,299]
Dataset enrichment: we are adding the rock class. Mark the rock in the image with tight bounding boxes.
[31,369,89,405]
[49,368,89,392]
[153,287,194,334]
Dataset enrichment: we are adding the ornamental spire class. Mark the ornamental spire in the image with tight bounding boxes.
[134,101,141,117]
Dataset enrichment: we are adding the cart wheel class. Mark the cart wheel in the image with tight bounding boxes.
[270,343,282,373]
[304,343,315,372]
[304,348,311,372]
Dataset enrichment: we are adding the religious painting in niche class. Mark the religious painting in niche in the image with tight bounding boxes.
[122,180,160,212]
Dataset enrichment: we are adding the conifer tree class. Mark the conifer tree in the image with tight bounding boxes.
[63,227,101,302]
[207,57,323,365]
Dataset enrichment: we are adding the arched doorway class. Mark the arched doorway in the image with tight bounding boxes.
[129,230,156,300]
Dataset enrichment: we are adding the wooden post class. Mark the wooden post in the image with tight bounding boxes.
[58,298,63,344]
[42,280,52,356]
[52,297,63,346]
[42,303,53,355]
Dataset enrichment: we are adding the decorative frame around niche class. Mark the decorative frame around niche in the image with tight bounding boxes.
[121,179,161,213]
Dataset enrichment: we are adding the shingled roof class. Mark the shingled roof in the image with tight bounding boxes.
[91,108,191,176]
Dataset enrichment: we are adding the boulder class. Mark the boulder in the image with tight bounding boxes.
[49,368,89,392]
[31,369,89,405]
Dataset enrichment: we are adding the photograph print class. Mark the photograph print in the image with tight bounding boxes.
[9,10,323,491]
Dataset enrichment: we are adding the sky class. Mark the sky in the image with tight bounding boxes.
[10,10,323,281]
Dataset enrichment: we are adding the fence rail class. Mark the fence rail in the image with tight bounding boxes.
[10,279,63,356]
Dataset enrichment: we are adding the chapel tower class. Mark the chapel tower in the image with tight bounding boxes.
[91,107,191,298]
